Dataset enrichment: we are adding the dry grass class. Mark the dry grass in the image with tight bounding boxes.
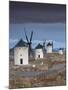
[9,53,66,89]
[9,71,66,89]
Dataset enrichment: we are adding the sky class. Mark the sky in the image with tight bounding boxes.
[9,1,66,49]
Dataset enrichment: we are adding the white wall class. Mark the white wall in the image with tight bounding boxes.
[59,50,63,54]
[14,47,29,65]
[46,46,52,53]
[35,49,43,59]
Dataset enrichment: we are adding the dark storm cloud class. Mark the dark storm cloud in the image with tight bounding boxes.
[9,1,66,23]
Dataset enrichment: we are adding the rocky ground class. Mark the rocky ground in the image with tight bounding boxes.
[9,53,66,89]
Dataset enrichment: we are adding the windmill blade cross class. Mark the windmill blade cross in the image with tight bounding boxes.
[30,31,33,42]
[24,29,29,43]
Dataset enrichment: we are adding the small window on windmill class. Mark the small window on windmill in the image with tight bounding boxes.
[38,55,40,58]
[20,58,23,64]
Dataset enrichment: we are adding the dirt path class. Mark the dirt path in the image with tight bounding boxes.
[15,63,65,77]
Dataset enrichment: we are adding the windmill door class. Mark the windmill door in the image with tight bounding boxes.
[38,55,40,58]
[20,58,23,64]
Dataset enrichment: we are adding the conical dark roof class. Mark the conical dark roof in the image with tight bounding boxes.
[59,48,63,50]
[35,43,43,49]
[15,39,28,47]
[47,42,52,46]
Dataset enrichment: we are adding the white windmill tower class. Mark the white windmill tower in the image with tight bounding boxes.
[35,43,44,59]
[46,41,53,53]
[14,39,29,65]
[58,48,63,55]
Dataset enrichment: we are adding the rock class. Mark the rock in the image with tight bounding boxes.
[32,64,36,68]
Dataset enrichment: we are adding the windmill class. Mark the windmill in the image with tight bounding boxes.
[24,28,33,57]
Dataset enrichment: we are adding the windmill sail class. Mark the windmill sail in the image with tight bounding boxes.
[24,28,33,58]
[30,31,33,43]
[24,29,29,43]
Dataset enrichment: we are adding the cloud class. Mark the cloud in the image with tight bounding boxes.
[32,40,43,44]
[53,40,65,48]
[9,39,18,43]
[9,39,65,49]
[9,39,18,48]
[32,40,65,49]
